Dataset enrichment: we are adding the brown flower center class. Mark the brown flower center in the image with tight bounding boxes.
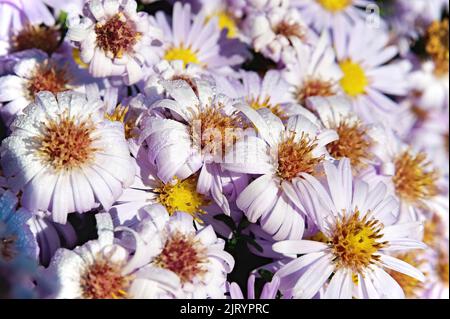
[277,132,323,182]
[295,78,335,107]
[11,24,60,55]
[172,75,199,96]
[80,257,130,299]
[0,234,17,261]
[27,62,70,99]
[154,231,207,283]
[326,120,373,170]
[331,210,387,273]
[393,151,439,205]
[388,251,425,298]
[423,213,445,247]
[190,107,246,158]
[37,115,99,170]
[275,21,306,43]
[95,13,140,58]
[426,19,449,76]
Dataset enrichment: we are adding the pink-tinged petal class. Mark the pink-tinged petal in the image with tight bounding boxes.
[382,222,423,241]
[370,267,405,299]
[273,240,328,255]
[323,268,352,299]
[379,254,425,282]
[229,282,244,299]
[236,174,273,211]
[281,181,305,212]
[261,194,288,236]
[381,238,427,251]
[292,254,335,299]
[275,252,325,278]
[247,275,256,299]
[362,182,387,213]
[245,180,279,223]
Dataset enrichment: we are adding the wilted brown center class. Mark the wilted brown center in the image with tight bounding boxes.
[11,24,60,55]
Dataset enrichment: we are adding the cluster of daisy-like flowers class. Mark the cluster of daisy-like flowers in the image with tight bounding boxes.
[0,0,448,299]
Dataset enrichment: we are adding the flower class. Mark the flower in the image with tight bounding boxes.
[220,69,299,119]
[0,49,96,126]
[131,205,235,298]
[139,78,251,215]
[0,91,135,224]
[366,126,447,222]
[151,2,247,75]
[273,159,427,299]
[46,212,184,299]
[228,273,280,299]
[282,32,342,107]
[66,0,163,85]
[306,95,375,171]
[333,22,411,123]
[249,6,316,63]
[223,109,338,240]
[291,0,373,33]
[0,191,36,261]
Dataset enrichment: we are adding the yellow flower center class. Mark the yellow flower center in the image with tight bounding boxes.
[164,45,201,67]
[326,119,373,170]
[105,105,137,139]
[208,11,238,38]
[155,176,210,218]
[331,210,387,273]
[437,248,449,286]
[388,251,426,298]
[37,114,99,171]
[248,96,286,120]
[393,151,439,205]
[154,231,207,284]
[426,19,449,76]
[339,60,369,97]
[80,257,131,299]
[423,213,445,247]
[72,48,89,69]
[11,24,61,55]
[277,132,324,182]
[317,0,352,12]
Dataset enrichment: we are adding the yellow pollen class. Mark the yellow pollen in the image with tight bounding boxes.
[37,114,99,171]
[277,132,324,182]
[437,248,449,286]
[331,210,387,273]
[72,48,89,69]
[154,231,208,284]
[317,0,352,12]
[295,78,336,106]
[80,257,131,299]
[155,176,210,219]
[393,151,440,205]
[164,45,201,67]
[339,60,369,97]
[105,105,136,139]
[248,96,286,119]
[423,213,445,247]
[326,119,373,170]
[11,24,61,55]
[426,19,449,75]
[308,231,330,244]
[388,251,426,298]
[208,11,238,38]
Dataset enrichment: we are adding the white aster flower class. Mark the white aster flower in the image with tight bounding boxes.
[0,91,135,224]
[222,108,338,240]
[273,159,427,299]
[66,0,163,85]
